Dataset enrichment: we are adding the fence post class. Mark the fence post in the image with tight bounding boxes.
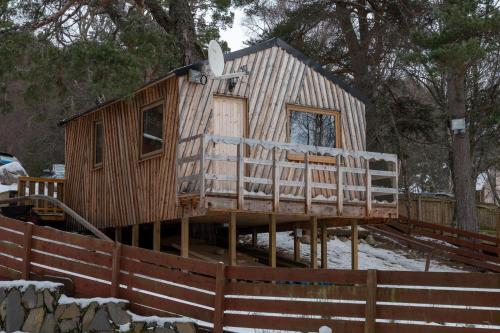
[364,269,377,333]
[22,223,33,280]
[213,262,226,333]
[111,242,122,298]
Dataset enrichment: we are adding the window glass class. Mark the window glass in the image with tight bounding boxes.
[141,104,164,156]
[94,121,103,167]
[290,111,337,148]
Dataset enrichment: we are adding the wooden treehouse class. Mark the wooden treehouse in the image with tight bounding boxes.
[59,38,399,268]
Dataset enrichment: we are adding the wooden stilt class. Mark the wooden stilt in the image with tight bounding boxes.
[114,227,122,243]
[351,220,358,270]
[229,212,237,266]
[181,216,189,258]
[131,225,139,247]
[310,216,317,269]
[293,224,301,262]
[252,229,257,248]
[321,223,328,269]
[153,221,161,251]
[269,214,276,268]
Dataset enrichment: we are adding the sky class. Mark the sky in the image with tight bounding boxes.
[219,8,248,51]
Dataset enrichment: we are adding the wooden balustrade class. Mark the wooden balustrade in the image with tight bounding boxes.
[17,176,65,221]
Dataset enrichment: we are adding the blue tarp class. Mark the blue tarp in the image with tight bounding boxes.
[0,153,16,166]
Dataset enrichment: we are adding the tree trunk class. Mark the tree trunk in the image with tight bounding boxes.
[169,0,204,65]
[447,70,478,232]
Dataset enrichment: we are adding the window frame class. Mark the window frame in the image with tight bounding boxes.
[286,104,341,164]
[92,120,104,169]
[139,100,165,160]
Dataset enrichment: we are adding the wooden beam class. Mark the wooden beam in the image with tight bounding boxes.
[228,212,237,266]
[153,221,161,251]
[304,154,311,214]
[252,229,257,248]
[310,216,318,269]
[293,224,301,262]
[269,214,276,268]
[364,269,377,333]
[272,148,280,212]
[321,223,328,269]
[237,142,244,209]
[337,156,343,216]
[132,225,139,247]
[365,159,372,217]
[351,220,359,270]
[181,216,189,258]
[114,227,122,243]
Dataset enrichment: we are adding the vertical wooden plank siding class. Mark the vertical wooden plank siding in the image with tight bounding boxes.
[64,76,179,228]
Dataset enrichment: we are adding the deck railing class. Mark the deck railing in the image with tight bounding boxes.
[177,134,399,215]
[17,176,65,220]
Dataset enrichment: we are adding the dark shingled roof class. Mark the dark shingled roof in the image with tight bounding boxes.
[59,37,367,125]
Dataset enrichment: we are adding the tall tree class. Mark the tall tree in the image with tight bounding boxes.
[409,0,499,232]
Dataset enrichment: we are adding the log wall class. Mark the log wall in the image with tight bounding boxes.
[64,76,179,228]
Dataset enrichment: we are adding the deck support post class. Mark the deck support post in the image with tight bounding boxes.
[114,227,122,243]
[153,221,161,251]
[228,212,237,266]
[351,220,359,270]
[293,224,301,262]
[321,223,328,269]
[269,214,276,267]
[252,229,257,248]
[131,225,139,247]
[181,216,189,258]
[310,216,318,269]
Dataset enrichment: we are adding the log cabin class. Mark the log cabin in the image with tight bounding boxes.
[59,38,399,268]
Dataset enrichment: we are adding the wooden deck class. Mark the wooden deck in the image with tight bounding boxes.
[178,134,398,224]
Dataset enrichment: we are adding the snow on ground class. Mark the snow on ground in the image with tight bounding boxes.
[252,231,464,272]
[59,295,129,307]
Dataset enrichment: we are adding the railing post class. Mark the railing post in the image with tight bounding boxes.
[304,153,311,214]
[272,148,280,212]
[237,141,244,210]
[365,158,372,217]
[213,262,226,333]
[199,136,206,208]
[111,242,122,298]
[364,269,377,333]
[22,223,33,280]
[337,156,343,216]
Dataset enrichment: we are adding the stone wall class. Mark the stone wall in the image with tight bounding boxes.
[0,281,200,333]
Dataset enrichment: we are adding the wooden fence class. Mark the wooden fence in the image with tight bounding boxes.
[1,216,500,332]
[17,176,65,221]
[399,195,500,231]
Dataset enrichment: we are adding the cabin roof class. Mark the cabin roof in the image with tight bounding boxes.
[59,38,367,126]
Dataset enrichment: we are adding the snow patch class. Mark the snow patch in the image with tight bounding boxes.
[0,280,62,291]
[58,295,128,307]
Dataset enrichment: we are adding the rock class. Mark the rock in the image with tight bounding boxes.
[36,292,44,308]
[59,318,79,333]
[54,304,67,320]
[359,238,367,244]
[22,285,38,309]
[40,313,57,333]
[0,298,7,321]
[366,234,376,246]
[43,289,55,312]
[22,307,46,333]
[58,303,80,320]
[88,308,113,332]
[107,302,131,325]
[174,322,197,333]
[0,288,6,304]
[82,302,97,331]
[5,288,25,332]
[155,327,175,333]
[131,322,146,333]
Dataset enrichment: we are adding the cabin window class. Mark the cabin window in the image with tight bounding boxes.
[93,121,104,168]
[140,102,164,158]
[287,105,341,163]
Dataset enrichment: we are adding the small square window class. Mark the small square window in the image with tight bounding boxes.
[290,110,338,148]
[141,102,164,157]
[94,121,103,168]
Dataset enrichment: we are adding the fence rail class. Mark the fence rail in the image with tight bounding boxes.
[1,216,499,332]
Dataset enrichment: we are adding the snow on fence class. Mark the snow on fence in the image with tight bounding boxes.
[0,215,499,333]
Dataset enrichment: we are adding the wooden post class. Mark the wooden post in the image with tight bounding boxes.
[351,220,358,270]
[364,269,377,333]
[272,148,280,212]
[213,262,226,333]
[496,211,500,258]
[268,214,276,268]
[228,212,237,266]
[424,251,432,272]
[199,136,206,209]
[153,221,161,251]
[111,242,122,297]
[310,216,317,269]
[114,227,122,243]
[22,223,33,280]
[131,225,139,247]
[181,216,189,258]
[293,224,301,262]
[417,196,422,221]
[365,159,372,217]
[321,223,328,269]
[304,153,311,214]
[237,142,244,209]
[251,229,257,248]
[337,156,343,216]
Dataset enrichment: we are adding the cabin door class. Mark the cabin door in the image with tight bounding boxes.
[210,96,247,192]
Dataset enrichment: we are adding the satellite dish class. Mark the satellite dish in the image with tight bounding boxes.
[208,40,225,77]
